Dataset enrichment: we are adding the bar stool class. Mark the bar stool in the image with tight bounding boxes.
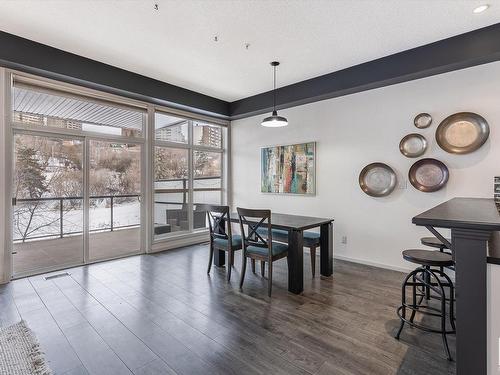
[420,236,454,299]
[395,249,456,361]
[420,236,451,253]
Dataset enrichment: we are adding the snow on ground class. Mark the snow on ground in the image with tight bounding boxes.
[14,200,140,241]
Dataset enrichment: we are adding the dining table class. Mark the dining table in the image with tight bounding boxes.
[212,212,334,294]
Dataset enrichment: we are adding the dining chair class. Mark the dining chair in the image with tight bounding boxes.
[204,205,242,282]
[256,228,320,277]
[237,208,289,297]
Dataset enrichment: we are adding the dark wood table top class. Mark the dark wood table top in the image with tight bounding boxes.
[229,212,333,231]
[413,197,500,231]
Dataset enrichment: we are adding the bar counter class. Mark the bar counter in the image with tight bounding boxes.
[413,197,500,375]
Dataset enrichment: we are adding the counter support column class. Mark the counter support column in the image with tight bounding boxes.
[452,228,490,375]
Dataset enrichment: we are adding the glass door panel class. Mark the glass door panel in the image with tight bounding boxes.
[88,140,142,261]
[12,133,84,276]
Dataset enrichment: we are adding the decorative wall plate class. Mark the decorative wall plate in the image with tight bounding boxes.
[414,113,432,129]
[399,134,428,158]
[359,163,397,197]
[409,158,449,192]
[436,112,489,154]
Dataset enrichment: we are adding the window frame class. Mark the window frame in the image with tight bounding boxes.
[2,68,230,281]
[153,109,225,242]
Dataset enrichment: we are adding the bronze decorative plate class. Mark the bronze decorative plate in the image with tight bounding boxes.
[414,113,432,129]
[399,134,428,158]
[436,112,489,154]
[409,158,449,192]
[359,163,397,197]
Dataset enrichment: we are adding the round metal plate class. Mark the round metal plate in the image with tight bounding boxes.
[409,158,449,192]
[436,112,489,154]
[359,162,397,197]
[399,133,428,158]
[414,113,432,129]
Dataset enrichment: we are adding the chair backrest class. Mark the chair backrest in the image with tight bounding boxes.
[237,207,272,256]
[201,205,232,243]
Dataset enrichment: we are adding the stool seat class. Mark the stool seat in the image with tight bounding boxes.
[420,237,451,250]
[402,249,453,267]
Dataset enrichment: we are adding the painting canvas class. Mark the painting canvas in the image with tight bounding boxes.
[261,142,315,194]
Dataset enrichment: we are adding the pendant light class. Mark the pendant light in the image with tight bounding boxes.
[261,61,288,127]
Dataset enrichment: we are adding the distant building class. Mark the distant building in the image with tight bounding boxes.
[14,111,82,131]
[197,123,221,148]
[155,122,187,143]
[13,112,44,126]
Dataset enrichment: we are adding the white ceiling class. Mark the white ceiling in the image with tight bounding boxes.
[1,0,500,102]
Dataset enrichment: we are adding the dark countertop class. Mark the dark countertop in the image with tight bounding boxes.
[412,197,500,231]
[413,197,500,263]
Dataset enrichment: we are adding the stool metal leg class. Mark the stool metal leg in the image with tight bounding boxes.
[409,273,417,323]
[424,266,431,300]
[449,282,456,331]
[434,273,452,361]
[428,268,453,361]
[439,270,456,331]
[396,270,418,340]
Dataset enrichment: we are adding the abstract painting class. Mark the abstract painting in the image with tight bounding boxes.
[261,142,315,194]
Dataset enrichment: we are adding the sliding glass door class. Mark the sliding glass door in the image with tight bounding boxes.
[89,140,142,261]
[12,132,84,276]
[10,75,145,277]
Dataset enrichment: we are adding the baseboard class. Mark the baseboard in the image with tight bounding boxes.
[334,254,413,273]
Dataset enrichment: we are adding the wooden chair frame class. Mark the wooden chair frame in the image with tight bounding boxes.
[237,207,288,297]
[204,204,241,282]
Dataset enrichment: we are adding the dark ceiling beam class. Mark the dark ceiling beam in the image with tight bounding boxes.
[0,31,230,118]
[230,22,500,119]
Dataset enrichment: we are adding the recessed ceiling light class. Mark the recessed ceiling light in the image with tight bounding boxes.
[473,4,489,13]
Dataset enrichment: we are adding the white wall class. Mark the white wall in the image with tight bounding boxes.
[231,61,500,271]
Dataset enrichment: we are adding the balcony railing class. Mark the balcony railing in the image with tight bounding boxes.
[154,175,221,205]
[13,194,140,242]
[13,176,221,242]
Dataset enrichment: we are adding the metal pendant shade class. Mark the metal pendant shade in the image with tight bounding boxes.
[261,61,288,127]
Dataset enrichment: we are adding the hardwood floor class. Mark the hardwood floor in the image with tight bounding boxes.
[0,244,456,375]
[12,228,140,276]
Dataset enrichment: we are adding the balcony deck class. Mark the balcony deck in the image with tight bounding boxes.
[13,227,141,276]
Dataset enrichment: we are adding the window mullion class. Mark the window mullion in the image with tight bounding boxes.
[188,120,194,232]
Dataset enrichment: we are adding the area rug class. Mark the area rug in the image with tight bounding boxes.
[0,320,51,375]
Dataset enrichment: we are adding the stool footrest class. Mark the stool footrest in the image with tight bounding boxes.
[396,306,455,334]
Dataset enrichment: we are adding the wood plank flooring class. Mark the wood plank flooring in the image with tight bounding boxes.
[0,244,456,375]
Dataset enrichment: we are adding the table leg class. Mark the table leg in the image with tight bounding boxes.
[287,229,304,294]
[452,227,490,375]
[213,217,226,267]
[320,222,333,276]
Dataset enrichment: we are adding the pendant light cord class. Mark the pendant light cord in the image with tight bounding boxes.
[273,65,276,111]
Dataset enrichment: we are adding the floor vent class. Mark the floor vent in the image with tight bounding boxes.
[45,272,70,280]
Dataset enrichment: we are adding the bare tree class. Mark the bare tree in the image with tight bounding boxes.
[13,138,82,242]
